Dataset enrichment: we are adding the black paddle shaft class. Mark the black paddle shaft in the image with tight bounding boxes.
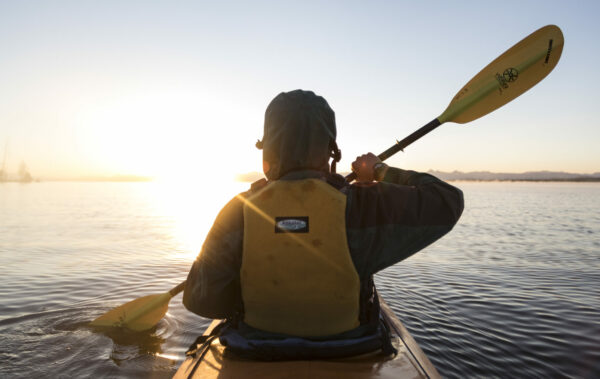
[169,281,187,297]
[345,118,442,182]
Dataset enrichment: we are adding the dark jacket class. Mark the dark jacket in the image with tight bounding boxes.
[183,167,463,330]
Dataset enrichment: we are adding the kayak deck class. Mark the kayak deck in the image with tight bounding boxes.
[174,297,440,379]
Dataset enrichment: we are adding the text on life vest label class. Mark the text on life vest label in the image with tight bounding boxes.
[275,217,309,233]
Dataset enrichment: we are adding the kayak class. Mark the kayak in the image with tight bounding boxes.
[173,296,441,378]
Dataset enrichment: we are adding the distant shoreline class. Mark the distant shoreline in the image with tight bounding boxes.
[427,170,600,182]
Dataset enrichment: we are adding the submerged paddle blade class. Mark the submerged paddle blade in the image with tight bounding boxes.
[90,292,171,331]
[439,25,564,124]
[90,281,186,332]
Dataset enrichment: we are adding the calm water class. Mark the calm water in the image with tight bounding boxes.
[1,181,599,378]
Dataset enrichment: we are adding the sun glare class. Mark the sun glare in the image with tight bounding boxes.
[72,88,261,259]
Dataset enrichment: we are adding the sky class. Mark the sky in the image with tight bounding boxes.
[0,0,599,181]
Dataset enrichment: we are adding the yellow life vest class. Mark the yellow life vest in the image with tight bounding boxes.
[241,178,360,337]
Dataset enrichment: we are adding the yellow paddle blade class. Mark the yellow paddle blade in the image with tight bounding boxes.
[90,292,171,331]
[439,25,564,124]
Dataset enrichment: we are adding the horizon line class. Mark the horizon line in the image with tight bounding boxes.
[3,169,598,183]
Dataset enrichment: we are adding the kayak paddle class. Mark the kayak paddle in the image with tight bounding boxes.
[347,24,563,181]
[90,281,186,331]
[91,25,563,332]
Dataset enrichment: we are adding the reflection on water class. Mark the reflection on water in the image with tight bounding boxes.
[0,181,599,378]
[94,326,165,365]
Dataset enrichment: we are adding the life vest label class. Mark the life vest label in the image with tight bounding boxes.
[275,217,309,233]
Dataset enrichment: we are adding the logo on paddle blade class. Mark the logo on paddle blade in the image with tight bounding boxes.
[495,67,519,92]
[503,68,519,82]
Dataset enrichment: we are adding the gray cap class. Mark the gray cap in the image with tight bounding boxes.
[257,90,337,180]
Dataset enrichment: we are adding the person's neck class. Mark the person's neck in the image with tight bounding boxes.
[278,169,326,181]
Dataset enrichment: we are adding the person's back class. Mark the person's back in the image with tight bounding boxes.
[183,90,463,357]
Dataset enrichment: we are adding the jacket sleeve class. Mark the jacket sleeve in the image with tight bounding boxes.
[182,193,246,319]
[345,167,464,279]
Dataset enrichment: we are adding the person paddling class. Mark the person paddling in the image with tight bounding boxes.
[182,89,463,359]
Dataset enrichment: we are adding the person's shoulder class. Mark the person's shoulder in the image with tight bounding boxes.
[347,180,416,203]
[348,180,401,191]
[250,178,268,193]
[324,172,348,190]
[227,179,268,206]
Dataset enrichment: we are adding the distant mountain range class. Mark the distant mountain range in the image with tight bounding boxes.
[235,170,600,182]
[427,170,600,181]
